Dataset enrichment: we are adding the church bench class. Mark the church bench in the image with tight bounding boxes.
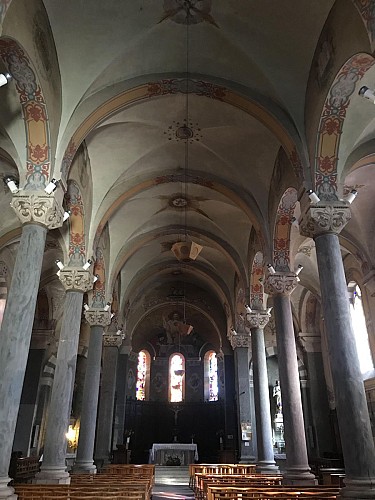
[15,482,149,499]
[206,485,339,500]
[194,474,283,499]
[189,464,257,489]
[13,457,40,483]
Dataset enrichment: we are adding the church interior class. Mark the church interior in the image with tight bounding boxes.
[1,0,375,499]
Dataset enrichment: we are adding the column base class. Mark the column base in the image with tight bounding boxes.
[34,466,70,484]
[255,461,280,474]
[339,477,375,499]
[71,461,97,475]
[283,466,317,486]
[0,478,16,499]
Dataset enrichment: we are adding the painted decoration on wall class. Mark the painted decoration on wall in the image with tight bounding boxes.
[92,247,106,308]
[250,251,264,309]
[315,53,374,200]
[0,38,51,188]
[273,188,297,271]
[352,0,375,47]
[160,0,218,27]
[66,180,85,267]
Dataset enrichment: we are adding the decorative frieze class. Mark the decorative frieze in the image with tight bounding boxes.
[229,332,251,349]
[264,273,298,296]
[299,202,351,238]
[84,308,111,327]
[11,189,64,229]
[59,268,92,293]
[246,310,270,330]
[103,334,123,348]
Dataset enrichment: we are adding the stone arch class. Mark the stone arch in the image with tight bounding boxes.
[352,1,375,48]
[273,188,298,272]
[0,1,12,28]
[315,52,375,200]
[250,251,264,310]
[0,37,52,187]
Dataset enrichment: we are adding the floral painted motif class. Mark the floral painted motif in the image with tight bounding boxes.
[250,252,264,309]
[352,0,375,46]
[273,188,298,271]
[66,181,85,266]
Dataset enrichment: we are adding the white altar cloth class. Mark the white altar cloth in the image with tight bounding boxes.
[150,443,198,464]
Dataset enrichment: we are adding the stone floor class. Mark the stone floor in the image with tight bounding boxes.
[152,466,194,500]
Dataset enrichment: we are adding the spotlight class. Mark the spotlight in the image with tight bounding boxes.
[111,313,115,319]
[4,176,19,194]
[359,86,375,103]
[63,210,71,221]
[82,259,92,270]
[291,216,299,228]
[0,73,11,87]
[245,304,252,314]
[116,329,122,336]
[44,178,58,195]
[83,303,89,311]
[345,189,358,204]
[104,302,111,312]
[55,259,64,271]
[267,264,276,275]
[306,189,320,204]
[230,326,237,334]
[295,264,303,275]
[266,307,273,314]
[93,274,99,283]
[56,270,61,277]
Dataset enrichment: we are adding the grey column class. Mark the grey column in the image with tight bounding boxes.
[300,202,375,499]
[36,268,92,484]
[72,309,111,474]
[229,332,256,463]
[95,334,122,466]
[0,190,63,499]
[265,273,316,485]
[248,311,278,473]
[113,349,129,449]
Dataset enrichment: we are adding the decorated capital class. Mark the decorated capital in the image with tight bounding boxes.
[103,334,123,348]
[11,188,65,230]
[299,202,351,238]
[228,331,251,349]
[246,310,270,330]
[264,272,298,296]
[59,268,93,293]
[84,308,112,327]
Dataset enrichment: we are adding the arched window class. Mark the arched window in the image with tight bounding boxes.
[136,350,151,401]
[349,283,374,375]
[169,353,185,402]
[204,350,218,401]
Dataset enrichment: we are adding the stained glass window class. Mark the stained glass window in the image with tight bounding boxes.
[136,350,149,401]
[169,353,185,402]
[208,352,218,401]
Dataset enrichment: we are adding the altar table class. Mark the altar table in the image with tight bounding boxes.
[149,443,198,465]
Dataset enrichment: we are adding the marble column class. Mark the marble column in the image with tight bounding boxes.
[113,349,129,449]
[265,273,316,485]
[0,190,64,499]
[229,332,256,463]
[36,268,92,484]
[247,310,278,473]
[72,309,111,474]
[300,202,375,499]
[94,334,122,466]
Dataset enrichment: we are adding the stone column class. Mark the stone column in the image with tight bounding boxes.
[247,310,278,473]
[72,309,111,474]
[95,334,122,466]
[0,190,63,499]
[229,332,256,463]
[300,202,375,499]
[36,268,92,484]
[113,349,129,449]
[265,273,316,485]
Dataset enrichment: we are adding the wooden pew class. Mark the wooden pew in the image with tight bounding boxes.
[206,485,339,500]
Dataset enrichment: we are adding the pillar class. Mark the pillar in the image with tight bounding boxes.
[300,202,375,499]
[113,348,129,450]
[265,273,316,485]
[247,310,278,473]
[36,268,92,484]
[72,308,111,474]
[0,190,63,499]
[228,331,256,463]
[94,334,122,466]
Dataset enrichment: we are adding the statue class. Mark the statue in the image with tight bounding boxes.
[163,311,193,344]
[273,380,282,416]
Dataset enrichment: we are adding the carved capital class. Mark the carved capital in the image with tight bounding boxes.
[59,268,93,293]
[84,309,112,327]
[228,331,251,349]
[103,334,123,348]
[246,310,270,330]
[11,189,64,229]
[299,202,351,238]
[264,272,298,296]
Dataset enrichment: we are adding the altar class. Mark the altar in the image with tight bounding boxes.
[149,443,198,465]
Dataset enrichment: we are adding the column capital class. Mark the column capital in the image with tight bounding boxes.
[264,272,298,296]
[11,189,64,229]
[299,202,351,238]
[228,331,251,349]
[103,334,123,348]
[84,308,111,327]
[59,268,93,293]
[246,310,270,330]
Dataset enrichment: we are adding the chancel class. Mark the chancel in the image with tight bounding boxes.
[1,2,375,500]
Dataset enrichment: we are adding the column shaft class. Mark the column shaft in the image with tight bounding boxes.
[273,293,315,484]
[251,327,277,472]
[315,233,375,480]
[37,291,84,483]
[0,224,47,498]
[73,325,104,473]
